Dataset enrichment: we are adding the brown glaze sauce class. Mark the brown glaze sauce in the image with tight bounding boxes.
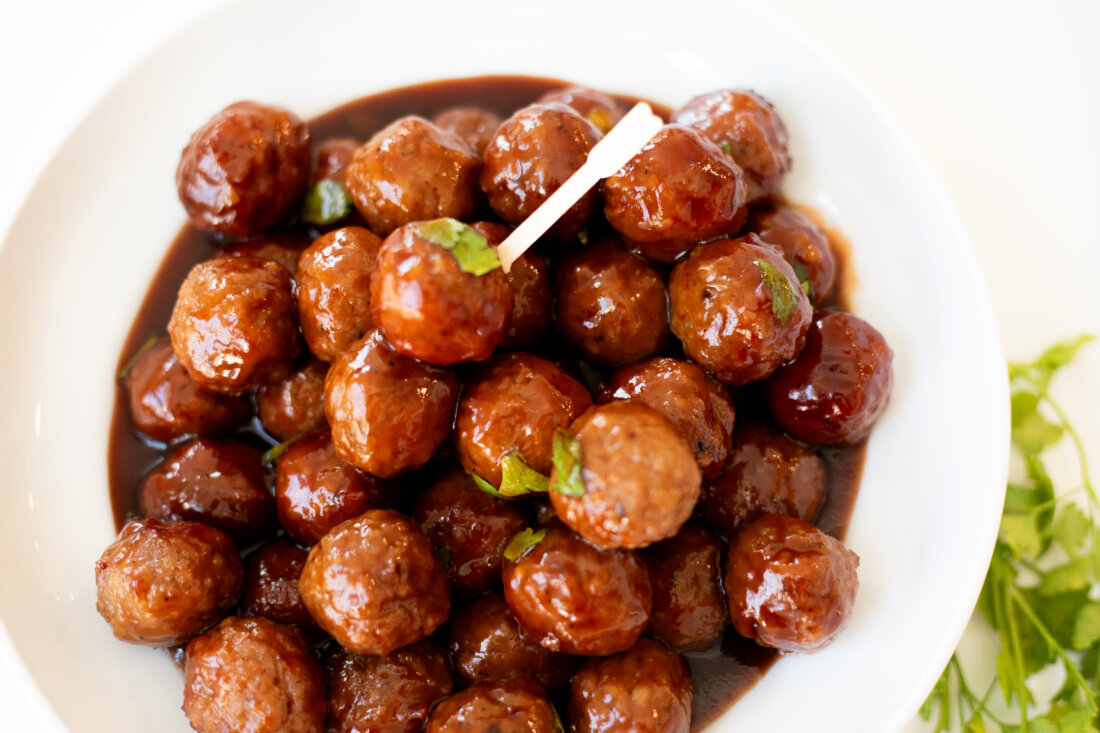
[107,75,866,730]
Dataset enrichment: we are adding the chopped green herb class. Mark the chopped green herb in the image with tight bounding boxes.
[755,258,800,324]
[261,432,306,468]
[719,141,733,155]
[435,546,452,571]
[791,261,813,301]
[471,452,550,499]
[117,334,159,380]
[301,178,352,225]
[550,428,586,497]
[503,527,548,562]
[576,359,609,398]
[418,218,501,276]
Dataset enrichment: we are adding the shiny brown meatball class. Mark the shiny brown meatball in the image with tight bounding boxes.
[569,638,692,733]
[312,137,361,185]
[426,677,560,733]
[674,89,790,204]
[447,593,577,697]
[139,438,274,545]
[554,240,671,368]
[433,106,502,157]
[256,358,328,441]
[455,353,592,489]
[481,103,602,242]
[750,206,837,305]
[537,86,625,134]
[371,221,514,365]
[325,329,459,478]
[765,311,894,445]
[183,616,324,733]
[125,337,250,443]
[241,540,313,627]
[95,519,242,646]
[296,226,384,362]
[219,233,310,276]
[599,357,735,480]
[345,116,480,236]
[641,524,727,650]
[603,125,747,264]
[725,514,859,652]
[169,255,299,394]
[325,640,454,733]
[503,521,651,656]
[472,221,552,348]
[551,402,700,549]
[299,509,449,656]
[703,423,826,538]
[669,235,812,385]
[176,101,311,238]
[411,467,526,596]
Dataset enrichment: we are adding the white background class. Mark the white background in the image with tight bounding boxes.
[1,0,1097,730]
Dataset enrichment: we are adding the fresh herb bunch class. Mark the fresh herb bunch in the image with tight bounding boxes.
[922,335,1098,732]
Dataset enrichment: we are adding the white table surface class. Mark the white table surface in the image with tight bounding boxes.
[1,1,1097,730]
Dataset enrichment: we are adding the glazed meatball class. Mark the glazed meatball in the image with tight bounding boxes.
[503,521,651,656]
[168,255,299,394]
[241,540,314,627]
[750,206,837,305]
[325,640,454,733]
[603,124,747,264]
[724,513,859,652]
[139,438,275,545]
[472,221,552,348]
[642,524,728,650]
[296,226,384,362]
[312,137,361,185]
[95,519,242,646]
[481,102,602,242]
[426,677,560,733]
[569,638,693,733]
[325,329,459,478]
[183,616,324,733]
[554,240,671,368]
[275,430,388,545]
[537,86,625,133]
[766,311,894,445]
[674,89,790,204]
[345,116,480,236]
[371,220,514,364]
[551,401,700,550]
[411,467,527,596]
[669,234,812,385]
[455,353,592,489]
[703,422,826,538]
[299,509,449,656]
[433,106,502,157]
[600,357,736,480]
[176,101,311,238]
[124,337,249,443]
[219,233,309,276]
[447,593,577,697]
[256,358,327,442]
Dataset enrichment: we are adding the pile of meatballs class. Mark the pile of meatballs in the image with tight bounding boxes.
[96,81,894,733]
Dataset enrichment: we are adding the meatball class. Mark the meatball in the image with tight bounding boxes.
[296,226,384,362]
[537,86,625,133]
[703,422,826,538]
[724,513,859,652]
[472,221,552,348]
[411,467,527,596]
[124,337,249,443]
[447,593,577,697]
[765,311,894,445]
[569,638,692,733]
[669,234,812,385]
[554,240,671,368]
[168,255,299,394]
[481,102,602,242]
[641,524,727,650]
[599,357,735,480]
[325,329,459,478]
[95,519,242,646]
[503,521,651,656]
[299,509,449,656]
[674,89,790,204]
[433,106,502,157]
[603,124,747,264]
[750,206,837,305]
[183,616,324,733]
[426,678,560,733]
[454,353,592,489]
[371,220,514,364]
[345,116,479,236]
[219,233,309,276]
[550,401,700,550]
[312,137,361,185]
[325,640,453,733]
[241,540,313,627]
[256,358,328,441]
[176,101,311,238]
[139,438,275,545]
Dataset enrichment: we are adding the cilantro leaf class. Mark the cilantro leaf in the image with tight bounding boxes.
[755,258,801,323]
[418,218,501,275]
[550,428,586,497]
[1073,603,1100,651]
[471,452,550,499]
[1000,513,1043,558]
[791,261,814,301]
[1038,559,1093,596]
[1054,503,1092,555]
[261,432,306,468]
[503,527,547,562]
[301,178,352,225]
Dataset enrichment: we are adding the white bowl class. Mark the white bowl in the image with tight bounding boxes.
[0,0,1008,730]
